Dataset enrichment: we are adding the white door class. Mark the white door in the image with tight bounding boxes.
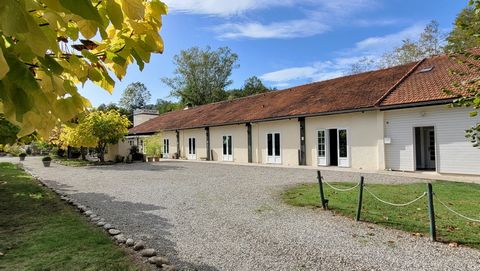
[337,129,350,167]
[317,129,329,166]
[163,138,170,158]
[222,135,233,161]
[188,137,196,160]
[267,133,281,164]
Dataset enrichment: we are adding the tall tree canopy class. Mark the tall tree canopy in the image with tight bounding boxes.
[445,6,480,53]
[227,76,272,99]
[119,82,151,111]
[379,20,444,68]
[0,116,20,145]
[0,0,167,139]
[70,110,130,162]
[155,99,181,114]
[162,46,239,106]
[349,21,444,74]
[444,0,480,148]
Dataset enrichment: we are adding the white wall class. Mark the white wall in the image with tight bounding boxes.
[180,128,207,160]
[162,131,177,158]
[305,111,381,170]
[210,124,249,163]
[252,119,300,166]
[384,105,480,175]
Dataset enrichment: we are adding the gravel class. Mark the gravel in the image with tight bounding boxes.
[11,157,480,271]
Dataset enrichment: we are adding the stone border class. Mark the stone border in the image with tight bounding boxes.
[23,166,176,271]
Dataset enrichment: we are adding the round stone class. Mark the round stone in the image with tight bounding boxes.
[125,238,134,247]
[133,240,145,251]
[108,229,121,235]
[139,248,156,257]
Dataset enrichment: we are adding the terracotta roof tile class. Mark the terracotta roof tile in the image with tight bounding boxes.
[379,54,477,106]
[129,62,416,134]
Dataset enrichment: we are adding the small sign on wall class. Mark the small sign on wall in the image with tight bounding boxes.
[384,137,392,144]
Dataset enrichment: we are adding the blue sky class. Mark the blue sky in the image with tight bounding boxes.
[80,0,468,107]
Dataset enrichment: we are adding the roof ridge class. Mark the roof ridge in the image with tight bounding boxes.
[374,58,426,106]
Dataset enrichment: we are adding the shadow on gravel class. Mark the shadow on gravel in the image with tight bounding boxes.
[67,191,219,271]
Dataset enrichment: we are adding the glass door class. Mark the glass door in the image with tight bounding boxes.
[188,137,196,160]
[317,130,329,166]
[337,129,349,167]
[267,133,281,164]
[163,138,170,158]
[222,135,233,161]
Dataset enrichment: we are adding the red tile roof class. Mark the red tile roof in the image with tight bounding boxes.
[379,54,477,106]
[129,53,476,135]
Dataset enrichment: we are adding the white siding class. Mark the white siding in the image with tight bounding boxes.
[384,105,480,175]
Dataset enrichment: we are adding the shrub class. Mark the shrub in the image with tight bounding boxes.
[19,153,27,157]
[42,156,52,162]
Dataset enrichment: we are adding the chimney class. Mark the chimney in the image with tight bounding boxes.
[133,109,158,127]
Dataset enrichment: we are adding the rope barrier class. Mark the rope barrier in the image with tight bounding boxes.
[364,186,427,207]
[434,194,480,223]
[322,178,360,192]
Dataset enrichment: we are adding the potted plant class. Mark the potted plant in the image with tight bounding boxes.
[19,153,27,161]
[42,156,52,167]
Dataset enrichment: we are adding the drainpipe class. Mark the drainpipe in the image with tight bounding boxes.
[176,130,180,158]
[246,123,252,163]
[205,127,211,161]
[298,117,306,166]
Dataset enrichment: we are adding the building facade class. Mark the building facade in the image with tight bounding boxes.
[115,54,480,176]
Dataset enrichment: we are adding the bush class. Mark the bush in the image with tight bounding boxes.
[144,134,163,157]
[4,144,23,156]
[42,156,52,162]
[19,153,27,157]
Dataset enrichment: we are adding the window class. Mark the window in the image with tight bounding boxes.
[317,130,325,157]
[338,129,347,158]
[189,138,196,154]
[163,139,169,154]
[267,133,273,156]
[274,133,280,156]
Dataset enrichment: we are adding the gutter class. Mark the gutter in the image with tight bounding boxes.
[379,99,454,111]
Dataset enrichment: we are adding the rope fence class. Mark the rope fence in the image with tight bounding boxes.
[364,186,427,207]
[316,170,479,242]
[434,194,480,223]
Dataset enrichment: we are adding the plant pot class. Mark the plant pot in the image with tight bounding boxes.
[19,156,25,161]
[43,161,51,167]
[154,157,160,162]
[147,157,154,162]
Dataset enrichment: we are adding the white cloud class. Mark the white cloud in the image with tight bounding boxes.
[260,56,369,87]
[216,20,329,39]
[354,23,425,53]
[259,22,428,87]
[213,0,376,39]
[163,0,298,16]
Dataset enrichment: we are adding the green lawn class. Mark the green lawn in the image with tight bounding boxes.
[283,180,480,249]
[0,162,144,271]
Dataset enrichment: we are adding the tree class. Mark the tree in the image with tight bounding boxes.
[347,57,377,75]
[156,99,180,114]
[59,124,97,160]
[98,103,132,118]
[73,110,130,162]
[444,1,480,148]
[0,0,167,140]
[445,7,480,53]
[227,76,271,99]
[379,21,444,68]
[0,116,20,145]
[162,46,239,106]
[119,82,151,111]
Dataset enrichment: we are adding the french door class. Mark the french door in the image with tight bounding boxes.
[337,129,349,167]
[163,138,170,158]
[188,137,196,160]
[222,135,233,161]
[317,129,329,166]
[267,133,281,164]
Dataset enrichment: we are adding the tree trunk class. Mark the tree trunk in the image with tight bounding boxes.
[80,147,87,160]
[98,143,106,163]
[67,146,72,159]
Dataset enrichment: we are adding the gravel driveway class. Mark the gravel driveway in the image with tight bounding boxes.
[9,157,480,271]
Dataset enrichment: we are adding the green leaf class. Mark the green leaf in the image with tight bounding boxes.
[39,55,64,74]
[121,0,145,20]
[106,0,124,29]
[0,46,9,79]
[59,0,102,23]
[0,0,29,35]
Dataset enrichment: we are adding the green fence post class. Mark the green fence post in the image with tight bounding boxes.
[427,183,436,242]
[317,170,327,210]
[355,176,364,222]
